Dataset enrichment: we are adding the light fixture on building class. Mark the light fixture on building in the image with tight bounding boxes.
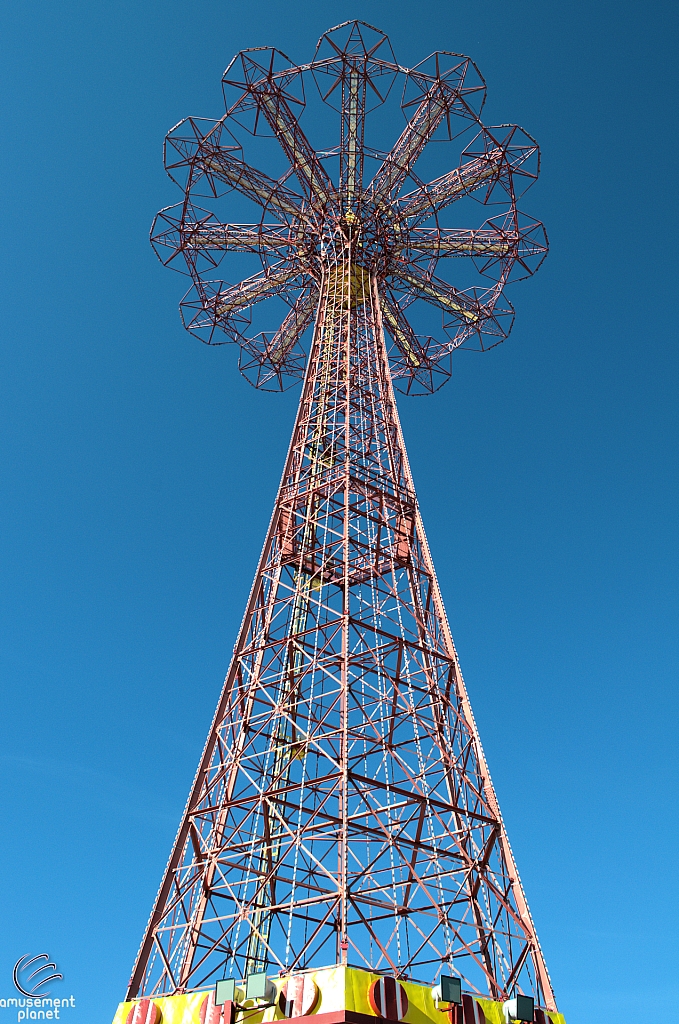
[246,972,277,1004]
[215,979,245,1006]
[432,976,462,1007]
[502,996,534,1023]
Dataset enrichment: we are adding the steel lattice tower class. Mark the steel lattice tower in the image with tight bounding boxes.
[132,20,554,1016]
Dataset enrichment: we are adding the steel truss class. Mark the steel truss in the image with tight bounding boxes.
[134,18,554,1015]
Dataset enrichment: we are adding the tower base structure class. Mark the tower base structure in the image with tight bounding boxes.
[113,967,567,1024]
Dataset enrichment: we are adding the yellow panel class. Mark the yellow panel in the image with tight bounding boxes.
[112,992,207,1024]
[476,999,503,1024]
[112,967,566,1024]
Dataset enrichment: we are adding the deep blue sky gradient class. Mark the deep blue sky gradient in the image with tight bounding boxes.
[0,1,677,1022]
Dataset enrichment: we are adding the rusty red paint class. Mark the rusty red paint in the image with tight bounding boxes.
[200,992,235,1024]
[125,999,160,1024]
[368,979,408,1021]
[279,976,320,1018]
[461,996,487,1024]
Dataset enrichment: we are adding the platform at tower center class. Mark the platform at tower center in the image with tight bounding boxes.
[112,965,566,1024]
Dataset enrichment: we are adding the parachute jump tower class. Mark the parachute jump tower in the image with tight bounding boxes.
[114,21,562,1024]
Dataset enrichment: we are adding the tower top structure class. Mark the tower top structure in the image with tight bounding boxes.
[152,19,547,394]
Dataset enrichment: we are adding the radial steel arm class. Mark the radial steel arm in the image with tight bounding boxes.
[215,264,304,316]
[253,86,335,208]
[398,148,505,222]
[182,222,294,254]
[257,286,319,366]
[380,294,429,368]
[340,68,366,211]
[369,81,453,200]
[408,227,515,258]
[201,148,304,222]
[390,264,480,321]
[151,210,295,274]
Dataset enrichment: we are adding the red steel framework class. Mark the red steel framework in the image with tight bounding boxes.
[136,19,553,1014]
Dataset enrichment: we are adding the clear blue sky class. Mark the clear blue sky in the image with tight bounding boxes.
[0,1,677,1022]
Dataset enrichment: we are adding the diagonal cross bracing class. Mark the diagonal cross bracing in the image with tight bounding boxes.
[127,249,554,1010]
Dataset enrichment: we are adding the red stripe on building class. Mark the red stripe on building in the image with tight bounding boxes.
[368,978,409,1021]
